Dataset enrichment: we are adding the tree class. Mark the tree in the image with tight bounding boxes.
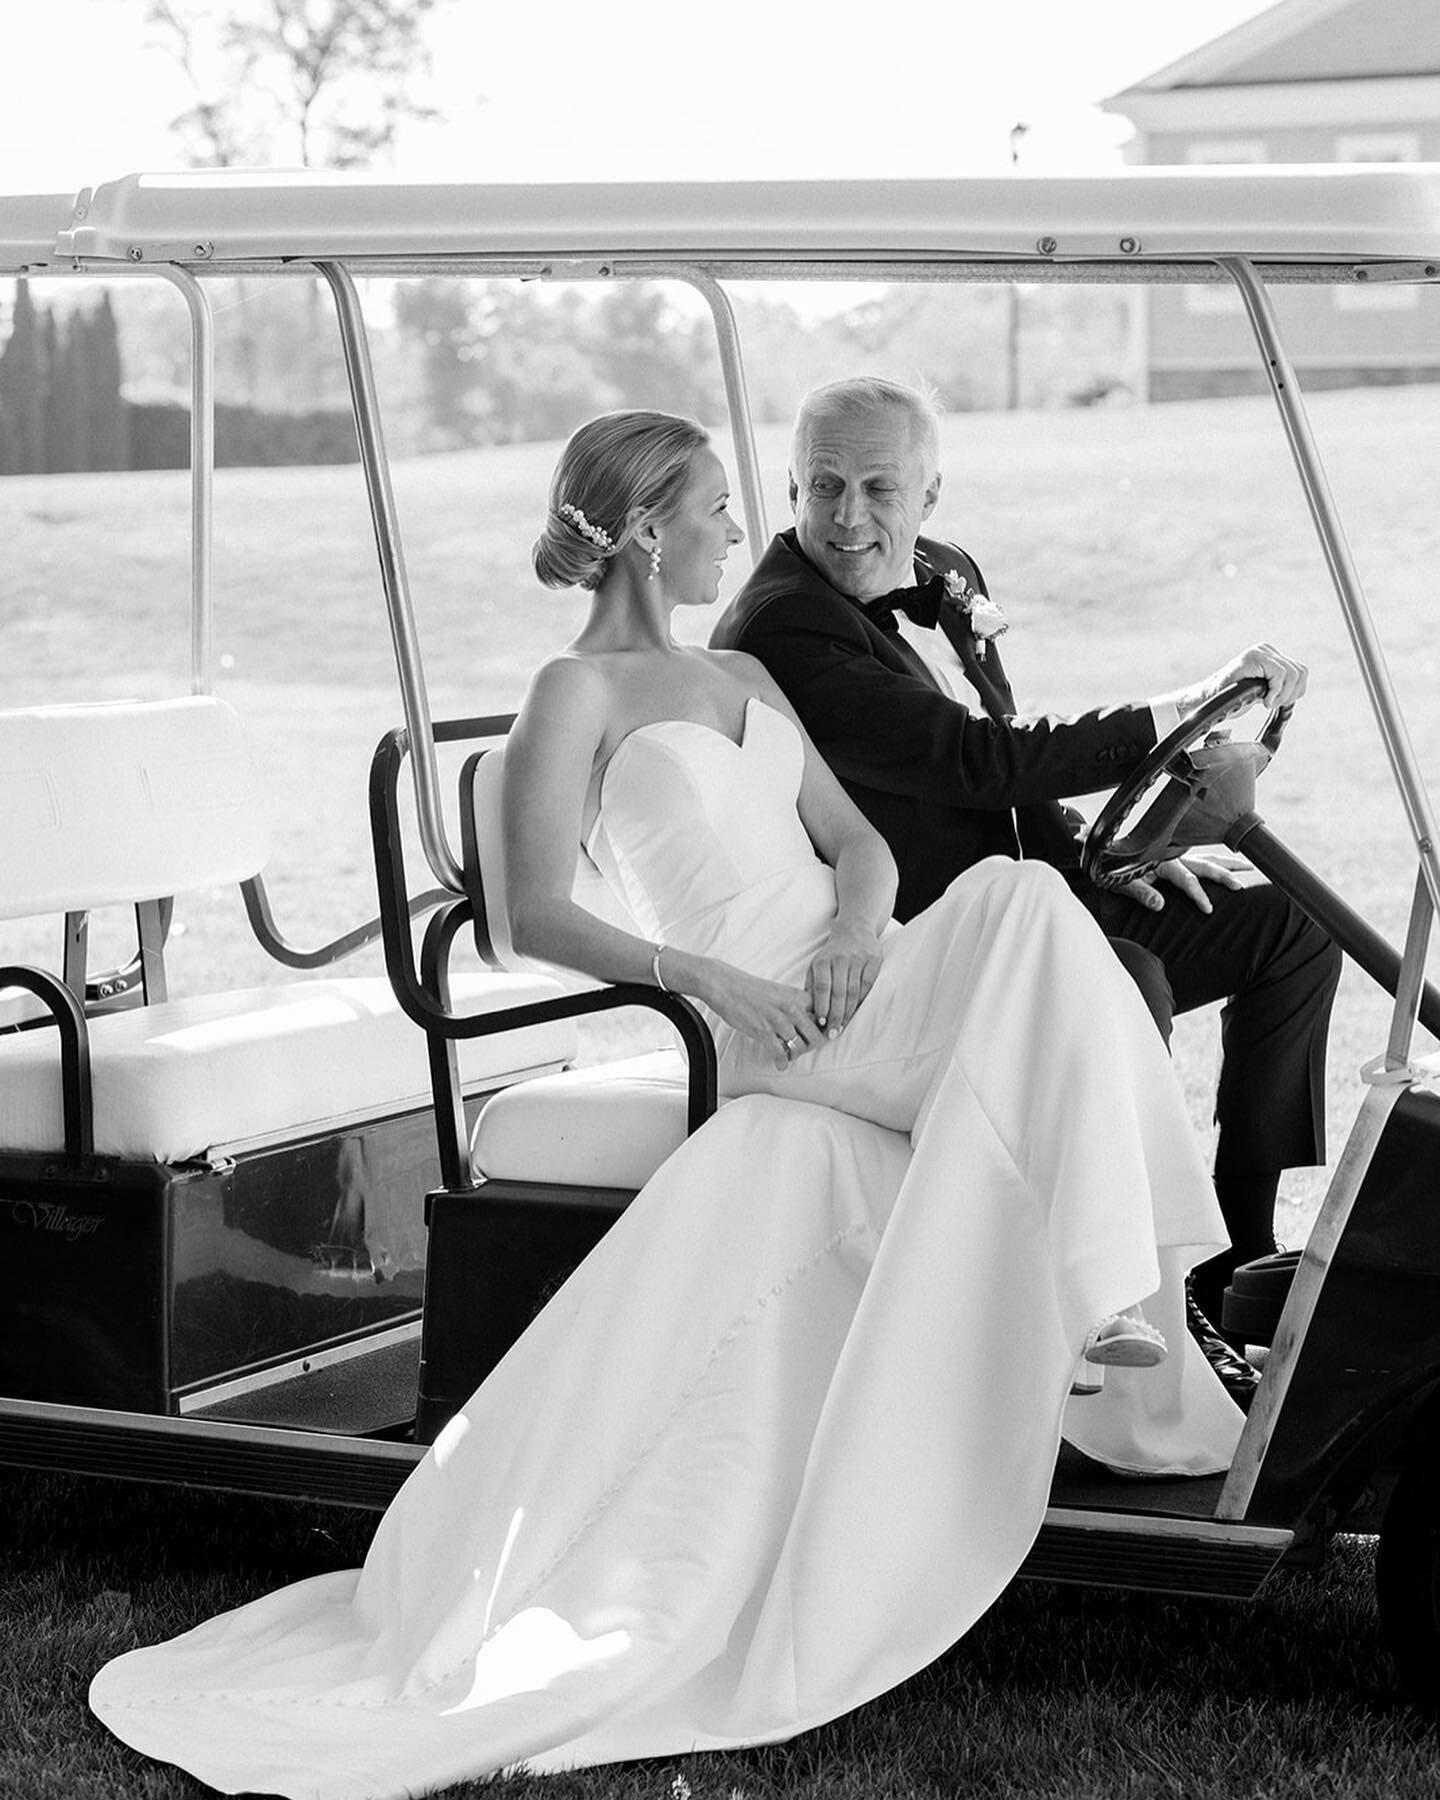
[147,0,442,169]
[588,285,722,423]
[40,308,62,473]
[394,279,483,449]
[78,294,129,472]
[48,310,89,474]
[0,281,45,474]
[148,1,444,409]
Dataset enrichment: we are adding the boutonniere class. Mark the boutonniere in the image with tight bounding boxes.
[942,570,1008,660]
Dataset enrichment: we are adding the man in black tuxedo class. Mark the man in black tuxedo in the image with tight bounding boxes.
[711,377,1340,1385]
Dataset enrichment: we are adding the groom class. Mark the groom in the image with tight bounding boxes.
[711,377,1341,1394]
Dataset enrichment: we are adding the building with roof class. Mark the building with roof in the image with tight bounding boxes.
[1103,0,1440,399]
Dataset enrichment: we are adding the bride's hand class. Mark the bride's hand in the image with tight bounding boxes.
[807,923,883,1036]
[695,965,825,1069]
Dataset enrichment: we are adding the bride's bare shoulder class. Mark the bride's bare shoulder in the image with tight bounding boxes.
[525,651,611,709]
[707,646,770,690]
[515,654,615,750]
[708,647,790,709]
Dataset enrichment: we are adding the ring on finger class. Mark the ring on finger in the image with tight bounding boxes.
[782,1034,799,1052]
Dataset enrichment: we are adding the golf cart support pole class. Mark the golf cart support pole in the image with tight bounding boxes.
[22,258,216,693]
[667,265,769,554]
[1388,870,1437,1067]
[148,266,215,697]
[1221,253,1440,1063]
[317,257,464,894]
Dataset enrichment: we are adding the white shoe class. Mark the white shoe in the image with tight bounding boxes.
[1069,1313,1167,1396]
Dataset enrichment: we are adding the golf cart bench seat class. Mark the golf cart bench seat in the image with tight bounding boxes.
[0,697,576,1163]
[0,972,573,1163]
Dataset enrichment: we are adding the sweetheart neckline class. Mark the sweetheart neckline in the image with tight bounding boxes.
[621,692,773,756]
[585,696,790,854]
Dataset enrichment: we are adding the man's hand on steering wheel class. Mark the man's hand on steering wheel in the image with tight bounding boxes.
[1158,642,1308,722]
[1116,850,1255,914]
[1083,661,1302,891]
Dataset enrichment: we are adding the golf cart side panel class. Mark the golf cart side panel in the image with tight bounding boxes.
[0,1100,454,1420]
[1233,1076,1440,1531]
[168,1109,436,1390]
[0,1153,173,1411]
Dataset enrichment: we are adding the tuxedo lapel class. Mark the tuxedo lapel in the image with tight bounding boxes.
[910,549,1014,720]
[915,549,1082,870]
[946,621,1016,720]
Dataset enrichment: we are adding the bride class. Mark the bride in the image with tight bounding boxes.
[90,411,1245,1800]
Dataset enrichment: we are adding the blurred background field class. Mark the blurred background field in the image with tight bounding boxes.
[5,382,1437,1238]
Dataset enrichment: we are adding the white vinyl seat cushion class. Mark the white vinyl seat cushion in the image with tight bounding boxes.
[470,1048,722,1190]
[0,973,575,1163]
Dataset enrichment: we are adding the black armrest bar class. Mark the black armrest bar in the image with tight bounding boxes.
[0,966,94,1158]
[419,899,474,1190]
[242,872,453,971]
[242,706,508,972]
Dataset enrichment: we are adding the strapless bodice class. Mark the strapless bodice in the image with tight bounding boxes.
[585,697,838,990]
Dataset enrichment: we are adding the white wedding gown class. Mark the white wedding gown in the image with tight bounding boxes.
[90,696,1242,1799]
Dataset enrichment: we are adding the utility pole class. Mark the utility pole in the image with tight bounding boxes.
[1006,121,1029,411]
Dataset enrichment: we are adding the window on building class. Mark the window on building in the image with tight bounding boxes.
[1336,132,1420,163]
[1334,278,1420,312]
[1184,140,1268,164]
[1334,133,1422,310]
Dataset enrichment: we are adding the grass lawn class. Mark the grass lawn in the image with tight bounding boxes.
[3,384,1440,1797]
[5,1474,1440,1800]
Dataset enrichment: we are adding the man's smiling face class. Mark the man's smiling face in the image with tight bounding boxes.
[790,401,941,601]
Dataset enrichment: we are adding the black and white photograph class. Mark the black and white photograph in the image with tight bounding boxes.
[3,3,1440,1796]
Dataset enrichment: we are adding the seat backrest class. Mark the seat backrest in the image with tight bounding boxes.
[463,744,641,983]
[0,697,270,922]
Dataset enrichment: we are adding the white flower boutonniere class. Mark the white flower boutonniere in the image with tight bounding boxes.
[942,569,1008,661]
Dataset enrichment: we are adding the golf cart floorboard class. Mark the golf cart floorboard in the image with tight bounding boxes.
[1022,1445,1289,1599]
[0,1397,424,1510]
[1049,1442,1225,1519]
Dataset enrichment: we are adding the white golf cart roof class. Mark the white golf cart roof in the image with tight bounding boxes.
[0,193,79,272]
[38,164,1440,272]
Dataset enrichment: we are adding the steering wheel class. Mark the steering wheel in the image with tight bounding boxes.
[1081,676,1294,890]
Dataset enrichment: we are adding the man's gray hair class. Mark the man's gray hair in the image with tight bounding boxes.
[790,377,942,477]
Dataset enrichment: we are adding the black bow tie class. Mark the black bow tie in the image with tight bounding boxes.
[860,574,946,636]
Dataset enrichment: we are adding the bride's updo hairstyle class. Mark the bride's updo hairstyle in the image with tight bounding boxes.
[534,410,710,591]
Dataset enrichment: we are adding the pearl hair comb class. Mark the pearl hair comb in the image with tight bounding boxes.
[558,502,615,550]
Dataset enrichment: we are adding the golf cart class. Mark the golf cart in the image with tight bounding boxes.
[3,164,1440,1704]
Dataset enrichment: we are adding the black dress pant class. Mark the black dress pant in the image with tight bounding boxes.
[1067,874,1343,1182]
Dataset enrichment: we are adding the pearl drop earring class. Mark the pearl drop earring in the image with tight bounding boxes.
[648,543,663,581]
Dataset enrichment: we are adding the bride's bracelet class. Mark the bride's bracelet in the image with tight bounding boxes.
[651,943,670,993]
